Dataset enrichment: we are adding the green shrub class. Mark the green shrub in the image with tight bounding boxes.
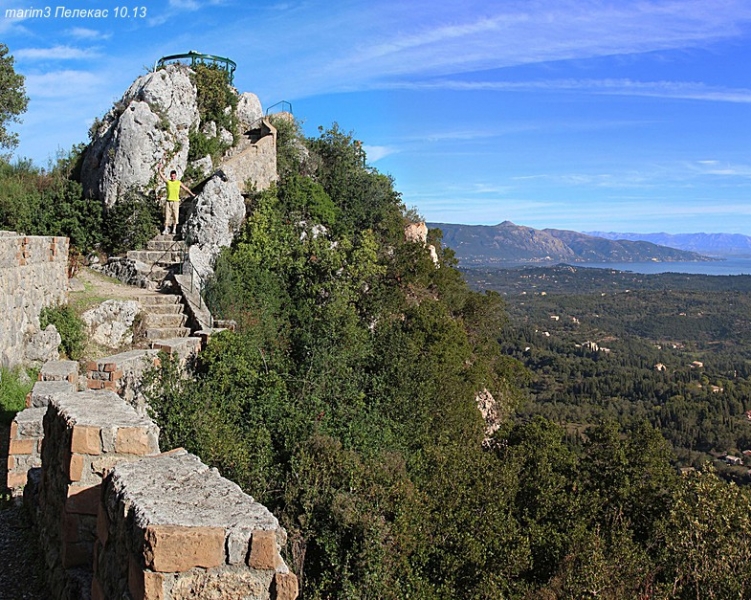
[40,305,86,360]
[192,63,238,132]
[187,128,228,163]
[0,366,34,425]
[0,147,103,254]
[102,190,160,254]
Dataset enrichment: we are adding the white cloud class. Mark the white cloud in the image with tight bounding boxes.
[25,70,104,98]
[363,145,397,162]
[380,78,751,104]
[15,46,98,61]
[168,0,227,9]
[67,28,111,41]
[317,1,751,87]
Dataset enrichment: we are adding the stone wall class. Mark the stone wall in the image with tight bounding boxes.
[6,360,79,496]
[95,449,297,600]
[13,355,298,599]
[221,117,278,192]
[0,233,69,368]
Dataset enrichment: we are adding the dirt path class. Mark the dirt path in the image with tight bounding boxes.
[0,428,47,599]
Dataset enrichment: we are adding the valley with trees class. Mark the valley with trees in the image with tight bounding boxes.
[463,265,751,476]
[4,43,751,598]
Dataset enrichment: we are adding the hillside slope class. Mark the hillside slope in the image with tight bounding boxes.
[585,231,751,256]
[430,221,715,265]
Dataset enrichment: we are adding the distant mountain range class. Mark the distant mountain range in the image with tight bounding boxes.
[428,221,718,266]
[583,231,751,257]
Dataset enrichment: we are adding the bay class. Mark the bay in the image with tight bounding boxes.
[576,257,751,276]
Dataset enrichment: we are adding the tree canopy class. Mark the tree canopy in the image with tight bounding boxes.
[0,44,28,152]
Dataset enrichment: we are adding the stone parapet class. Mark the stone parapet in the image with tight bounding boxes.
[6,407,46,496]
[150,336,202,367]
[37,391,161,599]
[86,349,160,413]
[8,377,76,497]
[95,449,298,600]
[26,380,77,408]
[39,359,79,385]
[0,233,69,368]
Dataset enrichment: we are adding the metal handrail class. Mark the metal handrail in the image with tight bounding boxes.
[265,100,293,116]
[184,254,214,328]
[147,239,184,280]
[155,50,237,84]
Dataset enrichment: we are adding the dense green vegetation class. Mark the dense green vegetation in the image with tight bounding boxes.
[0,147,162,255]
[470,266,751,476]
[146,122,751,598]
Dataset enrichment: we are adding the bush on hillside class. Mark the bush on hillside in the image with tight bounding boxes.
[101,190,161,254]
[0,366,35,426]
[40,304,86,360]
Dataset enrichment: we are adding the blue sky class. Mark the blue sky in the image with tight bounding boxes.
[2,0,751,233]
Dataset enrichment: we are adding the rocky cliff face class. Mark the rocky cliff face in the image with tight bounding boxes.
[81,65,199,208]
[81,64,272,209]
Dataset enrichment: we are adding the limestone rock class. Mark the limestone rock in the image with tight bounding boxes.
[236,92,263,130]
[185,244,215,283]
[405,222,428,244]
[183,170,245,265]
[95,257,152,289]
[475,388,502,447]
[81,300,141,348]
[189,155,214,179]
[24,324,61,365]
[81,65,199,207]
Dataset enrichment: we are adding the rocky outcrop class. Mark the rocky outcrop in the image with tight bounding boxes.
[475,388,502,447]
[236,92,263,129]
[405,222,439,266]
[81,65,199,208]
[24,325,62,366]
[81,300,141,348]
[82,66,277,211]
[183,170,245,265]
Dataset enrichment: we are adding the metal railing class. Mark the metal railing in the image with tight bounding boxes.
[147,239,184,281]
[265,100,293,116]
[155,50,237,84]
[182,251,214,329]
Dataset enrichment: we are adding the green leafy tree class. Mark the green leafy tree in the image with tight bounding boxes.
[0,44,28,152]
[657,465,751,599]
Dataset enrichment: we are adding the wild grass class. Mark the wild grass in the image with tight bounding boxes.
[0,366,35,426]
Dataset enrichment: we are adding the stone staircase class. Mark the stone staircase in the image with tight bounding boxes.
[137,292,191,339]
[126,234,187,288]
[124,234,193,339]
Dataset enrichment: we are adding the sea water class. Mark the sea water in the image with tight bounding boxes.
[578,257,751,276]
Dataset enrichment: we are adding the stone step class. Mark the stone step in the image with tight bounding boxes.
[141,303,184,315]
[148,268,171,284]
[144,313,187,328]
[126,250,184,265]
[144,326,191,339]
[136,294,182,306]
[147,239,188,252]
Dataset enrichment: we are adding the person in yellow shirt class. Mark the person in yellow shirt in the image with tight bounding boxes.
[157,163,196,235]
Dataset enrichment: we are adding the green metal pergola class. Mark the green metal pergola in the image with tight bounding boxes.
[155,50,237,84]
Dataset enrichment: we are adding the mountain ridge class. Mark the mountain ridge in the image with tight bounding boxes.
[428,221,717,266]
[584,231,751,256]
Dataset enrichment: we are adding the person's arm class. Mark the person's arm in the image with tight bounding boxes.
[156,162,168,183]
[180,182,196,197]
